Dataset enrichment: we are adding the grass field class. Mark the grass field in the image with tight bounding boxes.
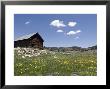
[14,48,97,76]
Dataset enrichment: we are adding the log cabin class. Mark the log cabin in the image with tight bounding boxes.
[14,33,44,49]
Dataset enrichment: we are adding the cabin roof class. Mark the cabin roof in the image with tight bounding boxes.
[15,32,44,42]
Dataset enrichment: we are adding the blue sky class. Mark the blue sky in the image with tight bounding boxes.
[14,14,97,48]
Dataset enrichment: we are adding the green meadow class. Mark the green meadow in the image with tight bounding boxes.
[14,48,97,76]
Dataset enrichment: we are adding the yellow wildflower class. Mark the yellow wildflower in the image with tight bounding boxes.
[64,60,68,64]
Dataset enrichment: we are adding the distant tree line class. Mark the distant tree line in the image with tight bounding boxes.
[44,45,97,52]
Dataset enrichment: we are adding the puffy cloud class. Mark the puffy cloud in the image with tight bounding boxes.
[57,30,63,32]
[68,22,77,27]
[50,20,66,28]
[67,30,81,36]
[76,30,81,33]
[25,21,30,24]
[67,31,76,35]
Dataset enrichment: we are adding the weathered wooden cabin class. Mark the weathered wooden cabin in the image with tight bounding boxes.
[14,33,44,49]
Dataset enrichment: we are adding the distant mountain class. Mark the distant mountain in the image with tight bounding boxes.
[44,45,97,52]
[88,45,97,50]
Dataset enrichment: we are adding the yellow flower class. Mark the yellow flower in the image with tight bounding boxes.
[35,66,37,68]
[18,63,23,67]
[64,60,68,64]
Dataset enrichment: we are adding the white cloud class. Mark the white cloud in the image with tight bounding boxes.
[25,21,30,24]
[67,30,81,36]
[76,30,81,33]
[50,20,66,28]
[74,36,79,39]
[67,31,76,35]
[68,22,77,27]
[57,30,63,32]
